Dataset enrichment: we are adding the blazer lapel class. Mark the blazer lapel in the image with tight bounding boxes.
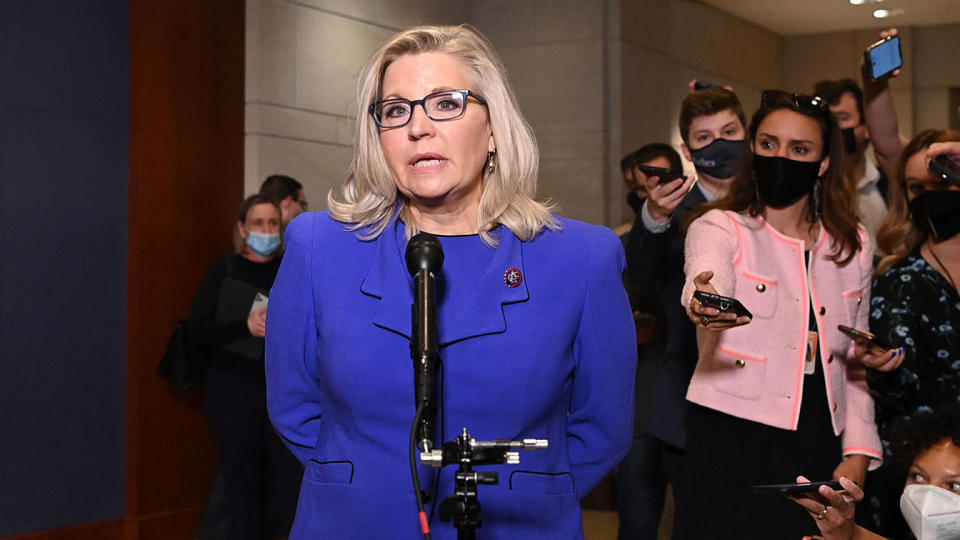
[360,219,413,339]
[358,222,530,345]
[439,227,529,347]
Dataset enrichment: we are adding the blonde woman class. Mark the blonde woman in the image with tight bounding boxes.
[265,25,636,539]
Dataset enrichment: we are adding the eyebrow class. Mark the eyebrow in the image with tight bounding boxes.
[381,87,459,101]
[757,133,817,146]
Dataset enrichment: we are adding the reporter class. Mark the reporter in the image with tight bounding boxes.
[792,404,960,540]
[864,129,960,535]
[678,90,882,539]
[188,195,302,540]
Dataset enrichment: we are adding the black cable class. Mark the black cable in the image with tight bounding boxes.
[411,401,433,539]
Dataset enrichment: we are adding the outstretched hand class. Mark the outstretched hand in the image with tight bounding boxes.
[789,475,862,540]
[686,271,751,331]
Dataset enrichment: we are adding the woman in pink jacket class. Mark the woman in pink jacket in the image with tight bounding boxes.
[676,90,884,539]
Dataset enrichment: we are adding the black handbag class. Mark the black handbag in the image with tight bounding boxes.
[157,320,208,390]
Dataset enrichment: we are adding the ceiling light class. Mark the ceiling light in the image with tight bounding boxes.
[873,8,904,18]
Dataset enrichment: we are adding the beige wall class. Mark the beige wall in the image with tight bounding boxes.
[913,24,960,134]
[614,0,780,225]
[244,0,467,204]
[782,27,915,142]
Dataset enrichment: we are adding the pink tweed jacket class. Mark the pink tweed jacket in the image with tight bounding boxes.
[681,209,882,465]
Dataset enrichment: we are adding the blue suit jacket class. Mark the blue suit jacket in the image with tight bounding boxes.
[266,211,636,539]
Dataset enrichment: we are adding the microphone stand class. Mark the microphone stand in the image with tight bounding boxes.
[405,233,548,539]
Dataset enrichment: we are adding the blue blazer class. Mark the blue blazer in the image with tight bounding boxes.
[266,211,636,539]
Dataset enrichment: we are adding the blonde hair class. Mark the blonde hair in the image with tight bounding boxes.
[876,129,960,274]
[327,24,558,246]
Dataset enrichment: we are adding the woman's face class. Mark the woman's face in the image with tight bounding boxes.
[752,108,830,175]
[378,52,494,213]
[239,203,281,238]
[906,438,960,495]
[904,148,960,201]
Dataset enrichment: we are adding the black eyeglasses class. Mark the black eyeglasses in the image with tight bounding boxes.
[761,90,831,123]
[368,89,487,128]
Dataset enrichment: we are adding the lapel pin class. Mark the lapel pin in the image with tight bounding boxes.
[504,267,522,288]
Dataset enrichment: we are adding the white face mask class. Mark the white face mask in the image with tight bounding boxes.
[900,484,960,539]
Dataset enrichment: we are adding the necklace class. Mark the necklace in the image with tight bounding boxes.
[927,243,958,291]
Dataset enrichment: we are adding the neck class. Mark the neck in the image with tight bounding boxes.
[410,200,480,236]
[697,173,730,199]
[763,197,818,246]
[241,249,273,263]
[843,153,866,187]
[928,234,960,260]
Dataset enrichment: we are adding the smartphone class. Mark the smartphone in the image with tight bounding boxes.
[693,290,753,319]
[753,480,843,495]
[636,164,684,184]
[837,324,890,351]
[930,155,960,188]
[249,292,269,315]
[693,81,715,91]
[864,35,902,81]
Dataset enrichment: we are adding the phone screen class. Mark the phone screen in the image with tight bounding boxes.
[867,36,902,80]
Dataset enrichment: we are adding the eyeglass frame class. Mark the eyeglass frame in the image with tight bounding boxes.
[368,89,488,129]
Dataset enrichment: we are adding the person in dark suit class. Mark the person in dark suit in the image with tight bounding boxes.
[264,25,636,539]
[619,87,747,539]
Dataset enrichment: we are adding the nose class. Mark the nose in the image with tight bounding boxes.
[407,102,435,140]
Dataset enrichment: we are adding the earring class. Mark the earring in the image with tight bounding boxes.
[812,178,822,221]
[486,151,497,174]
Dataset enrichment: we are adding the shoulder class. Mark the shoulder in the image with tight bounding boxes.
[874,251,925,289]
[688,208,747,235]
[538,216,621,251]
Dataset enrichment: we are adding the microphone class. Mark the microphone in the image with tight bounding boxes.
[405,233,444,452]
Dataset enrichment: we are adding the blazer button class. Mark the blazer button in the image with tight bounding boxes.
[819,306,826,315]
[827,355,834,364]
[832,402,838,412]
[735,359,746,368]
[857,296,863,304]
[756,283,766,293]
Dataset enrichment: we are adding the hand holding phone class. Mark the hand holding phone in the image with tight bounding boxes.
[635,164,684,185]
[694,290,753,319]
[864,35,902,81]
[753,480,842,495]
[838,325,905,372]
[930,155,960,188]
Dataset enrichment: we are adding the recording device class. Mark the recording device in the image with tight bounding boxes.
[753,480,843,495]
[837,324,891,351]
[693,290,753,319]
[694,80,715,90]
[406,233,444,452]
[864,35,902,81]
[930,155,960,188]
[636,164,685,184]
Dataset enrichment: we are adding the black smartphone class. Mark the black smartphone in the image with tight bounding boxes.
[693,290,752,319]
[864,35,902,81]
[693,81,715,90]
[837,324,891,351]
[753,480,843,495]
[930,155,960,188]
[636,164,684,184]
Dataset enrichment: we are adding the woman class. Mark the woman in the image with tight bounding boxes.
[678,90,883,538]
[860,130,960,535]
[189,195,302,540]
[791,403,960,540]
[264,25,636,539]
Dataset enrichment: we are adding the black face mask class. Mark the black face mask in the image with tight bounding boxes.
[909,190,960,240]
[753,154,822,208]
[690,138,747,179]
[841,127,859,155]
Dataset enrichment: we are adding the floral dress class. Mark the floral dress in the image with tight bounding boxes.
[864,249,960,536]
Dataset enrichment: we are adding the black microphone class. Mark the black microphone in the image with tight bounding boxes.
[405,233,443,452]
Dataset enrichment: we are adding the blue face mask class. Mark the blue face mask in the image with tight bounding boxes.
[247,231,281,257]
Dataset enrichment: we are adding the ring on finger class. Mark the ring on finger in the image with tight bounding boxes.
[701,315,709,326]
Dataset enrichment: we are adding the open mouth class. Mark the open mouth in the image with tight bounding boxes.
[410,154,446,169]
